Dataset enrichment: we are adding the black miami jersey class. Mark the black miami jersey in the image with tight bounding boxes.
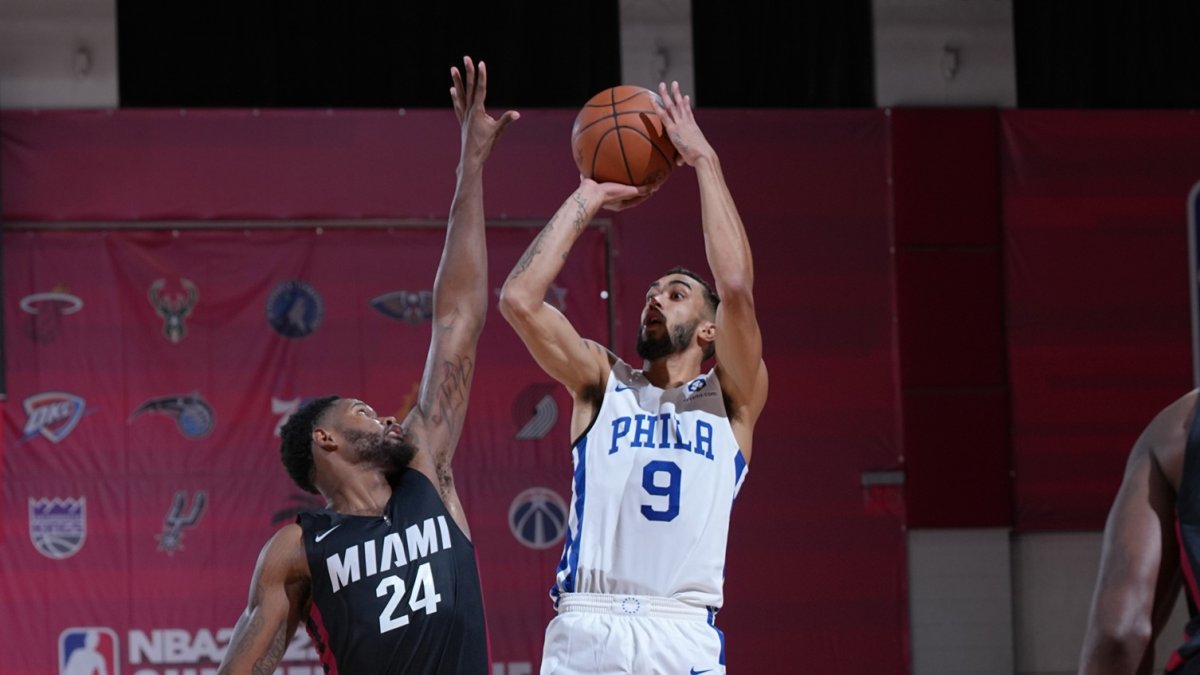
[297,469,488,674]
[1170,398,1200,675]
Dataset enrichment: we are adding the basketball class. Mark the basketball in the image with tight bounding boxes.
[571,86,678,187]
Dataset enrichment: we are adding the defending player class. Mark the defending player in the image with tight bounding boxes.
[499,81,768,674]
[216,56,517,674]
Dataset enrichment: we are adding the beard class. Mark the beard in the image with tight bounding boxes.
[636,318,698,361]
[342,427,417,470]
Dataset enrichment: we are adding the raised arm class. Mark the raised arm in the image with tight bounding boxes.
[217,525,309,675]
[403,56,517,534]
[653,81,767,454]
[1079,392,1193,675]
[499,180,643,418]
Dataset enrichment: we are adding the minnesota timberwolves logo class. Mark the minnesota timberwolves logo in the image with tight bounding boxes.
[148,278,198,344]
[157,490,207,555]
[22,392,88,444]
[30,497,87,559]
[370,289,434,325]
[267,280,324,338]
[129,393,215,438]
[19,287,83,343]
[508,487,568,550]
[513,383,558,440]
[59,627,119,675]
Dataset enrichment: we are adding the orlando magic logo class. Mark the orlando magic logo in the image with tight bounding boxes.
[370,289,434,325]
[19,287,83,343]
[508,487,568,550]
[30,497,87,559]
[266,280,324,338]
[59,627,119,675]
[157,490,207,555]
[513,383,559,440]
[129,393,215,438]
[22,392,87,444]
[148,278,198,344]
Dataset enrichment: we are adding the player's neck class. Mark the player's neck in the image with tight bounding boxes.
[641,351,704,389]
[324,468,393,517]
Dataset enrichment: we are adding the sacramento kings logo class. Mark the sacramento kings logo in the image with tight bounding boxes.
[508,487,568,550]
[30,497,87,559]
[266,280,324,338]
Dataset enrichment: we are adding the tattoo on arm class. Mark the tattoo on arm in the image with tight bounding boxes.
[423,354,474,430]
[571,192,588,233]
[252,623,287,675]
[508,221,552,282]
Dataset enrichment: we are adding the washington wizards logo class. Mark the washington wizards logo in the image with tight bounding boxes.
[266,280,323,338]
[129,393,215,438]
[30,496,87,559]
[370,290,434,325]
[148,278,199,344]
[508,487,568,550]
[22,392,87,444]
[19,287,83,343]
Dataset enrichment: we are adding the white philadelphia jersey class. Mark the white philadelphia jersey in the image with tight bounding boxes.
[551,359,748,610]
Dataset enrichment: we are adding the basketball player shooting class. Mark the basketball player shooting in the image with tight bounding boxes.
[499,81,768,675]
[216,56,517,674]
[1079,389,1200,675]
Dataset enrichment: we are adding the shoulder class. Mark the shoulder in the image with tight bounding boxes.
[257,523,311,581]
[1138,389,1198,488]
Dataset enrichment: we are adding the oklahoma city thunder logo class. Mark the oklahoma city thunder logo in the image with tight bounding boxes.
[30,497,87,559]
[59,626,119,675]
[22,392,88,444]
[266,280,324,338]
[508,487,568,550]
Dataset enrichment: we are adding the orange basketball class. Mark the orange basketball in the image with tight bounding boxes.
[571,86,678,187]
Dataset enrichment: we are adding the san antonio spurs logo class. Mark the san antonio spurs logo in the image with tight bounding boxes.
[266,280,324,338]
[508,487,568,550]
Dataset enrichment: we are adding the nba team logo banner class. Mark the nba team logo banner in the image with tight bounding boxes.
[19,287,83,343]
[509,487,568,550]
[370,289,434,325]
[30,497,87,559]
[157,490,207,555]
[266,280,323,338]
[147,278,198,344]
[22,392,87,443]
[513,383,558,440]
[59,626,119,675]
[129,392,215,439]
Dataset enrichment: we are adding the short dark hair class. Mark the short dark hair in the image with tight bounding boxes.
[664,266,720,318]
[279,395,341,494]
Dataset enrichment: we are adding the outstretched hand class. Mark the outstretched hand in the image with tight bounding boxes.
[579,177,654,212]
[451,56,519,166]
[652,81,714,167]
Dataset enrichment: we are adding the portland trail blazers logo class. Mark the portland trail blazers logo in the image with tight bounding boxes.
[30,496,87,559]
[148,278,198,344]
[19,286,83,343]
[508,487,568,550]
[22,392,88,444]
[267,280,323,338]
[129,393,215,438]
[513,383,558,440]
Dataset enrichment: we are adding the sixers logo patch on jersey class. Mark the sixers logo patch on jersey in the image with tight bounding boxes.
[509,487,568,550]
[22,392,88,444]
[31,497,87,559]
[59,626,119,675]
[266,280,323,338]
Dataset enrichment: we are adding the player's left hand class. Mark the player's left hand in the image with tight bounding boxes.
[451,56,519,165]
[652,80,715,167]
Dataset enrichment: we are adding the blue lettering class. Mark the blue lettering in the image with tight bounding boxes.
[672,415,692,452]
[695,420,714,459]
[632,414,656,448]
[609,417,631,454]
[658,413,672,447]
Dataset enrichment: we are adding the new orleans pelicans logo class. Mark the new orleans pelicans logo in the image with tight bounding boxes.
[148,278,198,344]
[157,490,207,555]
[30,496,87,559]
[19,287,83,343]
[370,289,434,325]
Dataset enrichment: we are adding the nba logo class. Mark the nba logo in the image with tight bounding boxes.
[59,627,118,675]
